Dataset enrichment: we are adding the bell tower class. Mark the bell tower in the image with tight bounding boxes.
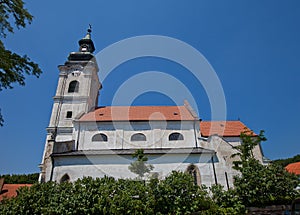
[48,27,101,140]
[39,28,101,182]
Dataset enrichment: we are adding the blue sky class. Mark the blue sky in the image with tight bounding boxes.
[0,1,300,174]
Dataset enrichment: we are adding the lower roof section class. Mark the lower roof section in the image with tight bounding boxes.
[51,147,215,157]
[200,120,254,137]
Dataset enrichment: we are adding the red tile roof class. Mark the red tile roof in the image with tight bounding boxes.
[286,162,300,175]
[0,184,32,201]
[80,106,195,122]
[200,121,253,137]
[79,106,254,138]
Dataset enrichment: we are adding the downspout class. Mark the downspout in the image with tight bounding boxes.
[76,121,80,151]
[193,119,198,148]
[49,156,55,181]
[211,153,218,185]
[225,172,230,190]
[122,129,124,149]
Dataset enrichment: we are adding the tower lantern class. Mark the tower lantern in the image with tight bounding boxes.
[78,26,95,53]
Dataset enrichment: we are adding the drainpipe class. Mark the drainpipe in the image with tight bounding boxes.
[76,122,80,151]
[49,156,55,182]
[211,153,218,185]
[225,172,230,190]
[193,119,199,148]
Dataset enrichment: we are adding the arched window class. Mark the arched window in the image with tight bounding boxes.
[131,133,146,141]
[169,132,184,141]
[60,174,70,183]
[92,133,108,142]
[68,80,79,93]
[186,164,201,185]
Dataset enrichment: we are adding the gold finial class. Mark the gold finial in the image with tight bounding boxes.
[84,24,92,39]
[88,24,92,33]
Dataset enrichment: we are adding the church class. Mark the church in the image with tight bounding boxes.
[39,30,265,188]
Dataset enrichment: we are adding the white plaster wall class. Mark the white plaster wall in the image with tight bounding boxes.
[223,137,241,147]
[223,136,264,163]
[76,121,197,150]
[52,153,217,187]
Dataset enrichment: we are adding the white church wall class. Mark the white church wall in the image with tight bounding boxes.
[51,153,216,187]
[75,120,197,150]
[223,136,264,163]
[223,137,241,146]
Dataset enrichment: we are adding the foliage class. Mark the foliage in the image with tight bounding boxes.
[0,172,222,215]
[0,173,39,184]
[231,129,266,171]
[150,171,212,214]
[209,184,246,214]
[0,0,33,38]
[234,159,299,207]
[0,0,42,126]
[128,149,154,179]
[273,154,300,167]
[0,109,3,126]
[232,130,299,207]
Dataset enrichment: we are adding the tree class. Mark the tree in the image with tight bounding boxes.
[128,149,154,179]
[0,174,219,214]
[232,130,299,207]
[231,129,266,171]
[273,154,300,167]
[0,0,42,126]
[0,173,39,184]
[210,184,246,214]
[152,171,212,214]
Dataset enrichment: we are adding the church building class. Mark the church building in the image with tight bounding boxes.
[39,30,265,188]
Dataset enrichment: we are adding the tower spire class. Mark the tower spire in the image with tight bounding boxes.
[78,25,95,53]
[67,26,96,62]
[83,24,92,40]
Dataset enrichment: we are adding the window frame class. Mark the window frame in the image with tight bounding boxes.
[60,174,70,183]
[68,80,79,93]
[92,133,108,142]
[66,111,72,118]
[186,164,201,185]
[168,132,184,141]
[131,133,146,142]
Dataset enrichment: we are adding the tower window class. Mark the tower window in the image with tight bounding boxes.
[169,132,184,141]
[92,133,108,142]
[131,133,146,141]
[68,80,79,93]
[66,111,72,118]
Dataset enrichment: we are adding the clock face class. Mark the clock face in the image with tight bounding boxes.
[68,65,83,77]
[71,70,81,77]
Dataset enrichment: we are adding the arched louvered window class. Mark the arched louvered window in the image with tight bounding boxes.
[92,133,108,142]
[60,174,70,183]
[187,164,201,185]
[169,132,184,141]
[68,80,79,93]
[131,133,146,141]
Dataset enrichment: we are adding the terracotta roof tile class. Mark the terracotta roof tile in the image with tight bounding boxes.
[200,121,253,137]
[286,162,300,175]
[0,184,32,201]
[80,106,195,122]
